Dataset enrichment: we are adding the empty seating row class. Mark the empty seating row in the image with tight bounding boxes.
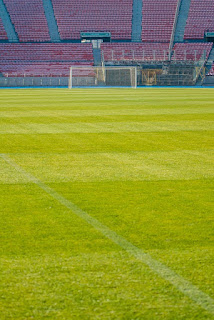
[51,0,132,40]
[0,43,94,77]
[1,0,213,43]
[172,43,213,61]
[3,0,50,42]
[101,42,213,63]
[0,62,93,77]
[184,0,214,39]
[141,0,180,42]
[101,43,170,62]
[0,43,93,61]
[0,17,7,40]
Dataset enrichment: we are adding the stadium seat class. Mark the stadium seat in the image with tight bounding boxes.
[101,43,170,62]
[141,0,180,42]
[0,0,213,80]
[172,43,213,61]
[0,43,94,77]
[51,0,132,40]
[0,17,7,40]
[184,0,214,40]
[3,0,50,42]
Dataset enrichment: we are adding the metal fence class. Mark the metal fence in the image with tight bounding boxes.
[0,60,209,88]
[0,76,68,87]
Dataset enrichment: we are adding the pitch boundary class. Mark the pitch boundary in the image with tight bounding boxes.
[0,86,214,90]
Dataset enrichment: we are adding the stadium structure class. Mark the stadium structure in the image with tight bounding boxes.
[0,0,213,87]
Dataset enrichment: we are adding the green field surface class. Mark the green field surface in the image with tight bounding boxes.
[0,88,213,319]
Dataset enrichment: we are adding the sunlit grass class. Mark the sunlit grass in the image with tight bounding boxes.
[0,88,213,319]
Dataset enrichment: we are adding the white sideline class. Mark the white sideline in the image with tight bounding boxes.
[1,153,214,315]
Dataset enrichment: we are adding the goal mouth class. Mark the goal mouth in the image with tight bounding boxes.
[69,66,137,89]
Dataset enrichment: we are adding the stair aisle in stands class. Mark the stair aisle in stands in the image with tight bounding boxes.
[174,0,191,42]
[0,0,18,42]
[132,0,143,42]
[42,0,60,42]
[3,0,51,42]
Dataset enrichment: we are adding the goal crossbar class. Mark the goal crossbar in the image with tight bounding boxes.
[69,66,137,89]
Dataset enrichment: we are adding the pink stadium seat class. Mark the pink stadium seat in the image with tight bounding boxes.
[0,43,93,77]
[0,1,213,79]
[101,43,170,62]
[172,43,213,61]
[0,17,7,40]
[51,0,132,40]
[184,0,214,40]
[0,17,8,40]
[3,0,50,42]
[141,0,179,42]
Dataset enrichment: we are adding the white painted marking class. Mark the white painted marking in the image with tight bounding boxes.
[1,153,214,315]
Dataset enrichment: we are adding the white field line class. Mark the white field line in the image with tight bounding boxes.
[1,153,214,315]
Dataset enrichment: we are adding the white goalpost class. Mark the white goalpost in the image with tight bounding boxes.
[68,66,137,89]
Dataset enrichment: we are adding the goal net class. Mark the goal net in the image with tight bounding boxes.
[68,66,137,89]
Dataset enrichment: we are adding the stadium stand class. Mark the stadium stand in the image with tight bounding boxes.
[0,62,93,77]
[172,42,213,61]
[141,0,179,42]
[174,0,192,42]
[42,0,61,42]
[0,0,213,85]
[132,0,143,41]
[0,16,7,40]
[0,43,93,76]
[51,0,132,40]
[184,0,214,40]
[3,0,50,42]
[101,43,170,62]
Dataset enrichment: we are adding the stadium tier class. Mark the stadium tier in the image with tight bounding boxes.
[0,0,213,84]
[0,43,93,76]
[0,43,93,61]
[51,0,132,40]
[141,0,179,42]
[3,0,50,42]
[0,17,7,40]
[0,0,213,43]
[184,0,214,40]
[172,42,213,61]
[0,62,93,77]
[101,43,170,62]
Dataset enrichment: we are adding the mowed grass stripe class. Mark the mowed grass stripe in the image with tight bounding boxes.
[0,107,213,117]
[0,120,213,134]
[0,89,213,111]
[0,131,213,154]
[0,115,212,126]
[0,150,213,184]
[1,153,214,315]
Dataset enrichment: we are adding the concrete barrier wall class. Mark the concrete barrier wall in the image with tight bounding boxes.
[0,77,69,87]
[0,77,96,87]
[204,76,214,86]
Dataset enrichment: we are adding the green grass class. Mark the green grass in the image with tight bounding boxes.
[0,88,213,319]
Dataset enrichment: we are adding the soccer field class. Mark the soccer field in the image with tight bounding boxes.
[0,88,213,319]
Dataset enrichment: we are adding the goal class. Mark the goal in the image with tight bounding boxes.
[68,66,137,89]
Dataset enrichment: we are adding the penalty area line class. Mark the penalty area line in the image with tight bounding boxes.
[1,152,214,315]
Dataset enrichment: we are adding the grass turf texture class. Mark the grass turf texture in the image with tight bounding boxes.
[0,88,213,319]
